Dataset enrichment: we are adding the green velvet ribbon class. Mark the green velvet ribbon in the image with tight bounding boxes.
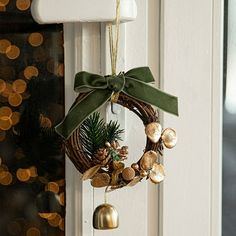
[55,67,178,139]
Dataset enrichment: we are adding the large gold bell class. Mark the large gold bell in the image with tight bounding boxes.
[93,203,119,230]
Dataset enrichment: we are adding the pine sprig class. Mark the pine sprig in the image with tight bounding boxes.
[106,120,124,143]
[80,113,106,157]
[79,112,124,157]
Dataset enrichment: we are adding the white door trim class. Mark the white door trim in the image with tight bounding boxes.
[63,23,81,236]
[64,22,102,236]
[211,1,223,235]
[160,0,223,236]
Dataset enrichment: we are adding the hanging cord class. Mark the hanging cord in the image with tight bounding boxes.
[104,186,109,204]
[108,0,121,104]
[108,0,121,76]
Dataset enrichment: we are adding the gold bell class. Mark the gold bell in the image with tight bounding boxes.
[93,203,119,230]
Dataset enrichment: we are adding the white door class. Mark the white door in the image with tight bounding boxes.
[54,0,223,235]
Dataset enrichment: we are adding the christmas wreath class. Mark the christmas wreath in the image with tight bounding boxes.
[55,67,178,190]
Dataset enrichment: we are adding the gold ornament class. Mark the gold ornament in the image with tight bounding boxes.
[94,148,108,161]
[127,176,142,187]
[93,203,119,230]
[122,167,135,181]
[139,169,148,178]
[161,128,177,149]
[91,173,110,188]
[149,163,165,184]
[111,167,124,186]
[112,161,124,170]
[145,122,162,143]
[131,163,139,171]
[140,150,158,171]
[82,165,102,181]
[118,146,128,160]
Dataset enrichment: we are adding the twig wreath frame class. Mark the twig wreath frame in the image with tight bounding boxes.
[65,92,162,189]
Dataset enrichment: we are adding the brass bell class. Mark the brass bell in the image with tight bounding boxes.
[93,203,119,230]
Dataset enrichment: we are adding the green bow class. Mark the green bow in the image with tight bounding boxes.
[55,67,178,139]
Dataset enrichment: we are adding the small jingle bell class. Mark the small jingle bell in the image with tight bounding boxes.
[93,203,119,230]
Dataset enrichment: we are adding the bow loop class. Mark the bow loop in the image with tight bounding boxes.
[55,67,178,139]
[106,74,125,93]
[74,71,107,93]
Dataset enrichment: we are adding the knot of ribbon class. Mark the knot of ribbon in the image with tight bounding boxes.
[55,67,178,139]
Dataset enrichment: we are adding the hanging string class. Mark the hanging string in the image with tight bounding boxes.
[104,186,109,203]
[108,0,121,104]
[104,185,120,203]
[104,3,121,202]
[108,0,121,76]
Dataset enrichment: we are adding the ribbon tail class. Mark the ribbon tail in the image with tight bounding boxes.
[124,79,178,116]
[55,90,113,139]
[125,67,155,83]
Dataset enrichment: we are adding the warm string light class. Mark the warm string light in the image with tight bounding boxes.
[28,32,44,47]
[46,182,60,193]
[16,0,31,11]
[24,66,39,80]
[0,1,66,234]
[26,227,41,236]
[0,29,65,232]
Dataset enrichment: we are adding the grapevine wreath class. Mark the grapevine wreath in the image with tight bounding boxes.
[55,67,178,190]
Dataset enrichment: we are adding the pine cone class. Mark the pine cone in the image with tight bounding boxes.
[118,146,128,160]
[94,148,108,161]
[111,140,120,149]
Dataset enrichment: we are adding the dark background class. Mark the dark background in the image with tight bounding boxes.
[0,1,65,235]
[223,0,236,235]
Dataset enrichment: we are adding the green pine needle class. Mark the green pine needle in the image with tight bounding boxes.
[79,112,124,157]
[106,120,123,143]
